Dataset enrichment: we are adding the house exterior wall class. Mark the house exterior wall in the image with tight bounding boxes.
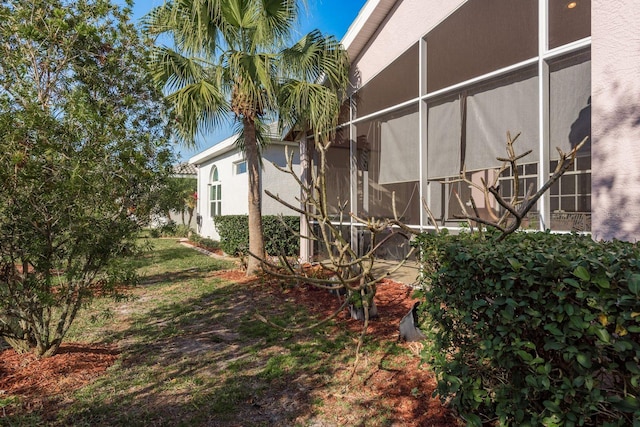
[591,0,640,241]
[194,144,300,240]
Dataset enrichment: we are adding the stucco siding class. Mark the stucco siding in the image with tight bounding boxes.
[194,143,300,240]
[350,0,464,89]
[591,0,640,241]
[196,149,249,239]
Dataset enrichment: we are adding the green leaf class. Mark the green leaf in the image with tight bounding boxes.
[543,400,561,413]
[594,327,611,343]
[541,376,550,389]
[464,413,482,427]
[573,266,590,281]
[544,324,563,336]
[517,350,533,362]
[585,376,594,390]
[593,277,611,289]
[563,278,580,288]
[507,257,522,271]
[564,303,575,315]
[576,353,592,368]
[626,361,640,374]
[629,274,640,295]
[543,341,565,351]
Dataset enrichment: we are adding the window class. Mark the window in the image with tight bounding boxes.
[549,158,591,231]
[320,0,592,240]
[426,67,540,224]
[234,160,247,175]
[209,166,221,218]
[323,128,350,216]
[497,163,540,229]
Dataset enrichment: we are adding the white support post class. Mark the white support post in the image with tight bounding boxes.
[298,138,312,263]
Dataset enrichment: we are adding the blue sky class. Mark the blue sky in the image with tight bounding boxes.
[122,0,367,162]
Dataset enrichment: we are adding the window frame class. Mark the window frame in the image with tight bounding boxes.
[209,165,221,218]
[233,160,247,175]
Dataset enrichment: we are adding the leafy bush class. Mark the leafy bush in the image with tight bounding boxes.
[213,215,299,257]
[416,231,640,426]
[0,0,173,357]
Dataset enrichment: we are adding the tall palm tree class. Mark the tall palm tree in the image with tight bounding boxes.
[144,0,349,275]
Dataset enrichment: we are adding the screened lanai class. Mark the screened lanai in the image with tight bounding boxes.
[306,0,592,261]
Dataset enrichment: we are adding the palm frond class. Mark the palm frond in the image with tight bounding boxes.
[166,80,229,146]
[149,47,209,92]
[277,80,342,141]
[280,30,349,91]
[255,0,298,48]
[144,0,223,58]
[226,50,278,116]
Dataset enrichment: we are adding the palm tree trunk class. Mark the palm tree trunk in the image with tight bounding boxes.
[244,117,265,275]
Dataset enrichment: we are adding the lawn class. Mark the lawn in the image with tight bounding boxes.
[0,238,455,426]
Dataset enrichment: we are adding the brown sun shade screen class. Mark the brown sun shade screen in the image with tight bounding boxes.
[549,51,591,159]
[427,96,462,179]
[549,0,591,50]
[378,106,420,185]
[465,69,540,172]
[355,43,419,118]
[323,129,350,215]
[425,0,538,93]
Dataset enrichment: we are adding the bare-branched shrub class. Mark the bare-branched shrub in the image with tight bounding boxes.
[256,130,587,377]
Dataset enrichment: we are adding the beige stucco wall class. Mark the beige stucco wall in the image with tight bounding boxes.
[592,0,640,241]
[350,0,464,89]
[194,144,300,240]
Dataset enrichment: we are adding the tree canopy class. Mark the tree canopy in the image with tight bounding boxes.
[144,0,349,275]
[0,0,174,357]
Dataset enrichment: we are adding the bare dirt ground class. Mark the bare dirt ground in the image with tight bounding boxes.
[0,267,458,426]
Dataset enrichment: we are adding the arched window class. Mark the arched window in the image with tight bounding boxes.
[209,166,221,217]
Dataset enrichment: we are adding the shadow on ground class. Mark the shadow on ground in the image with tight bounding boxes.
[54,278,355,426]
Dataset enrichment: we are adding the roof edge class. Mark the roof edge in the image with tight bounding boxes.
[188,137,298,166]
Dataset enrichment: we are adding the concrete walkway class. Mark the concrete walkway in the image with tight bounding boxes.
[372,259,422,286]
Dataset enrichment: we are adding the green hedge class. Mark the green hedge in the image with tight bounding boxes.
[416,230,640,426]
[213,215,299,257]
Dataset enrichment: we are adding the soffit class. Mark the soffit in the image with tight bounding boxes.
[342,0,399,62]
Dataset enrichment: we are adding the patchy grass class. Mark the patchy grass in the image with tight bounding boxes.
[2,238,456,426]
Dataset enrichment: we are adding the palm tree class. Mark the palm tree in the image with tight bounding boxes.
[144,0,349,275]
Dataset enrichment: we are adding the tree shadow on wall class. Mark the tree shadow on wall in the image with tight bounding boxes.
[591,80,640,241]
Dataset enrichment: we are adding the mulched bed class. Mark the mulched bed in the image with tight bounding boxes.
[260,276,457,426]
[0,344,119,416]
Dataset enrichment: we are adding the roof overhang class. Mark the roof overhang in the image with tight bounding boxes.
[341,0,398,63]
[188,135,297,166]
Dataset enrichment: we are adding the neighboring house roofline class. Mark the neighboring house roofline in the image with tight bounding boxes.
[188,133,298,166]
[172,162,197,177]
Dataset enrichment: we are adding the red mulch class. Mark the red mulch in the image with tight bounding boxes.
[0,344,118,416]
[259,276,457,426]
[0,267,457,426]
